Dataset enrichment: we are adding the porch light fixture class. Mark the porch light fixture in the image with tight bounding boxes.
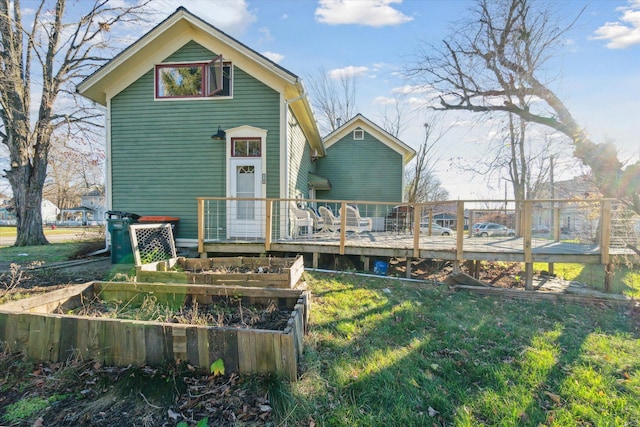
[211,126,226,140]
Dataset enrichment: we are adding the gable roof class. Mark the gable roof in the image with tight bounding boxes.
[322,114,416,165]
[77,7,323,152]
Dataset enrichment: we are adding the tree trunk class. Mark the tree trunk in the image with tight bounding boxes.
[8,162,49,247]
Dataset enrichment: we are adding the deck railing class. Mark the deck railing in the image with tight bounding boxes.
[197,197,638,260]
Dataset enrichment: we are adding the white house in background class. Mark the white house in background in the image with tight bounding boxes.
[41,200,59,224]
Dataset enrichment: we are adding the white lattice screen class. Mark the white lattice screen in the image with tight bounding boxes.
[130,223,177,266]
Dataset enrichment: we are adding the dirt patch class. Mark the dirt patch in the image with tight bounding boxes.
[67,294,292,330]
[389,258,529,288]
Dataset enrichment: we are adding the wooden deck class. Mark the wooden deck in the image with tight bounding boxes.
[197,197,639,290]
[202,231,634,264]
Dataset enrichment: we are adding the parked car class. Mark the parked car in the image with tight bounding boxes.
[474,222,516,237]
[471,222,488,235]
[531,225,550,234]
[420,222,453,236]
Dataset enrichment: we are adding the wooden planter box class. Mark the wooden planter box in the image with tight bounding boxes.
[136,255,305,289]
[0,282,309,380]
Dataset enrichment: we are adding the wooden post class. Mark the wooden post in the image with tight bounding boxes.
[313,253,319,269]
[523,200,533,290]
[363,256,370,272]
[197,198,204,254]
[454,201,465,272]
[604,262,614,293]
[600,200,612,265]
[339,202,346,255]
[553,207,561,241]
[265,199,272,251]
[600,200,613,292]
[468,209,474,238]
[413,204,421,258]
[406,257,412,279]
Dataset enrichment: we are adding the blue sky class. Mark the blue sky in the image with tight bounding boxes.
[142,0,639,199]
[4,0,636,200]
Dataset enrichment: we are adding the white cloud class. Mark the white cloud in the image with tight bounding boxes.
[149,0,257,36]
[262,51,285,63]
[258,27,274,43]
[328,65,369,79]
[373,96,396,105]
[391,84,431,96]
[592,0,640,48]
[315,0,413,27]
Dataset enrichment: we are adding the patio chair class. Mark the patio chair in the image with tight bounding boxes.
[318,206,340,234]
[306,206,324,231]
[345,205,373,233]
[290,201,313,237]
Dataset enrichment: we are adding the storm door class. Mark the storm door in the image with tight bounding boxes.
[227,137,265,238]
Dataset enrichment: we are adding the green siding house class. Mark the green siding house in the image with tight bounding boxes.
[316,114,414,203]
[77,7,414,246]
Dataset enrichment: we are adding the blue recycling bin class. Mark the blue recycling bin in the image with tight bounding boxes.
[374,260,388,276]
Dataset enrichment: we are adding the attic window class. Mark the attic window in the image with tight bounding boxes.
[353,129,364,140]
[155,59,232,99]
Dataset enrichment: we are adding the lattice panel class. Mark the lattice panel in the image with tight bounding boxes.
[130,223,176,266]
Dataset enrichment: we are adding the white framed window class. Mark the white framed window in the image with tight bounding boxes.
[353,129,364,140]
[155,58,232,99]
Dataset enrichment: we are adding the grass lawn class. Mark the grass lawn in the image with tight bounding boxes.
[0,242,638,426]
[268,271,640,426]
[0,228,104,263]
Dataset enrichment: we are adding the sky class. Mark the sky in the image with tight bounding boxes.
[3,0,639,201]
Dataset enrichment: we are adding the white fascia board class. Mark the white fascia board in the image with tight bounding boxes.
[78,10,301,105]
[323,116,416,164]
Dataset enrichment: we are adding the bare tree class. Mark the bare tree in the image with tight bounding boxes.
[43,136,104,215]
[305,66,358,135]
[378,93,408,139]
[408,0,640,214]
[0,0,150,246]
[405,121,449,203]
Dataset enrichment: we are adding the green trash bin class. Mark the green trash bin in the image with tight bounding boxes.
[106,211,140,264]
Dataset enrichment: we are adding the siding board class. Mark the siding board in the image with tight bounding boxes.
[110,41,281,239]
[316,129,403,202]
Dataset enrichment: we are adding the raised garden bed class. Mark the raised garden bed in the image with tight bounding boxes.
[0,281,309,380]
[136,255,305,289]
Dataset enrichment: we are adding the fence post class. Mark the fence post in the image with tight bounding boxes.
[454,201,465,272]
[197,198,204,256]
[413,203,421,258]
[265,199,272,251]
[523,200,533,290]
[339,202,346,255]
[600,199,613,292]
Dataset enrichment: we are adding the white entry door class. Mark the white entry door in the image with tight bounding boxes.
[227,154,264,238]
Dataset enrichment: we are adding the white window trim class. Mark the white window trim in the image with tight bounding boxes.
[353,129,364,140]
[154,60,233,101]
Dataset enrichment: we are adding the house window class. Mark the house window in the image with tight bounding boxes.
[155,58,232,99]
[232,138,261,157]
[353,129,364,140]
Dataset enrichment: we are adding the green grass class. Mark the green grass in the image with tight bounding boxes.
[533,262,640,298]
[269,271,640,426]
[0,241,100,263]
[0,226,100,238]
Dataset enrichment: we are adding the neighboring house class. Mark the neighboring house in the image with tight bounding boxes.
[77,7,414,245]
[317,114,414,203]
[60,188,107,225]
[41,200,59,224]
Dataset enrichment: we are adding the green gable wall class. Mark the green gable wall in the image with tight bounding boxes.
[109,41,280,239]
[287,109,312,199]
[316,129,403,203]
